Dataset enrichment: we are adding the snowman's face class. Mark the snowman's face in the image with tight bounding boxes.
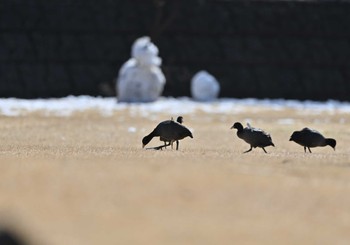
[142,41,157,55]
[132,37,158,59]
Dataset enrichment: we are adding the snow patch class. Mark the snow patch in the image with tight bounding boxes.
[128,127,137,133]
[0,96,349,117]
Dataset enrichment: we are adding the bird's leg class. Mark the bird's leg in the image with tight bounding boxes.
[176,140,179,150]
[243,146,253,153]
[262,147,267,153]
[171,140,174,149]
[308,147,312,153]
[304,146,307,153]
[146,142,172,150]
[155,143,171,150]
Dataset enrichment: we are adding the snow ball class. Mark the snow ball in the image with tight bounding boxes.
[191,71,220,101]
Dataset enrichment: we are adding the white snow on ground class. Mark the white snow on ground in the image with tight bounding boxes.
[0,96,350,117]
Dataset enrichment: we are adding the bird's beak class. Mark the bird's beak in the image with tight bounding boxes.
[230,126,234,129]
[289,137,292,141]
[142,144,145,148]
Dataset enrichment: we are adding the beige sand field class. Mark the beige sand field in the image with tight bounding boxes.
[1,106,350,245]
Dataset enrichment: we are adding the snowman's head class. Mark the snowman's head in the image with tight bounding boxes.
[131,36,161,66]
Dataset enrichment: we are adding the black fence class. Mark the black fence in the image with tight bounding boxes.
[1,0,350,100]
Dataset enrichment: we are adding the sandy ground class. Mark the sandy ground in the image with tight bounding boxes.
[1,107,350,245]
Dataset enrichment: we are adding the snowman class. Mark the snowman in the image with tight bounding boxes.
[191,70,220,101]
[116,36,165,102]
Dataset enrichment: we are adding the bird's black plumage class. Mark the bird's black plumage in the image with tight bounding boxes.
[176,116,183,124]
[143,119,193,150]
[160,116,184,149]
[0,229,26,245]
[289,127,336,153]
[231,122,275,153]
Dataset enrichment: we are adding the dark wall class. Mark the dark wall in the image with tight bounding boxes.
[1,0,350,100]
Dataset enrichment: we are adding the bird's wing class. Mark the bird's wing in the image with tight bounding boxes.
[250,129,273,145]
[306,129,325,146]
[249,127,265,134]
[301,127,320,134]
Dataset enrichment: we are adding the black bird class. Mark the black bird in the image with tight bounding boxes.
[289,127,336,153]
[143,119,193,150]
[231,122,275,153]
[160,116,184,149]
[176,116,183,124]
[0,229,26,245]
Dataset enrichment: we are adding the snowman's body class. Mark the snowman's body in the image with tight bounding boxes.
[117,37,165,102]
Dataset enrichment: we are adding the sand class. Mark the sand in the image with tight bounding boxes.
[0,108,350,245]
